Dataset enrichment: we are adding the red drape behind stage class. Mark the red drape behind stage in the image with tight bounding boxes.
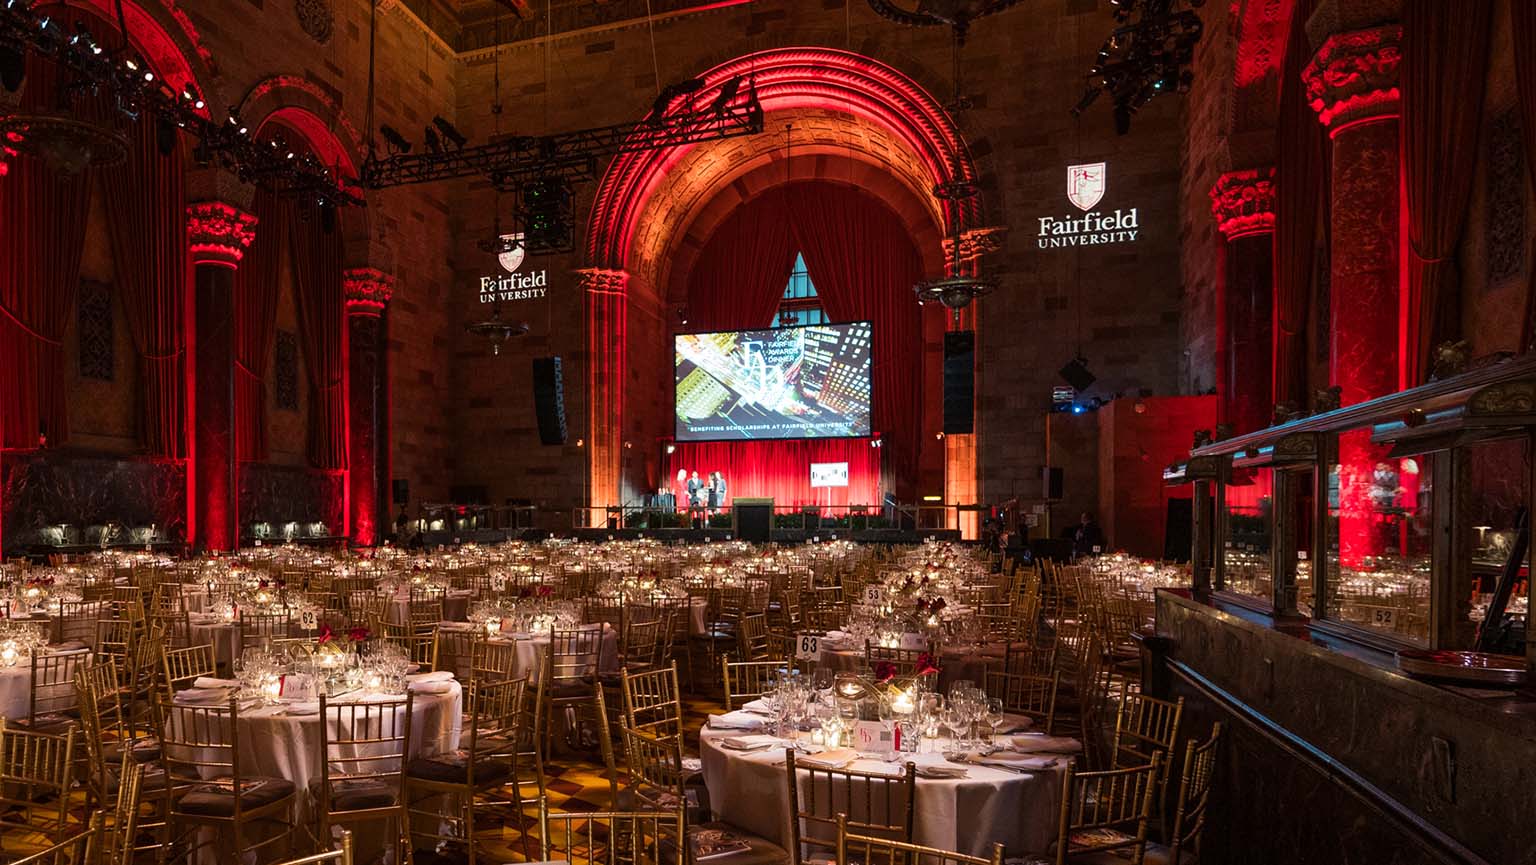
[1271,0,1325,411]
[235,189,285,462]
[682,181,926,491]
[671,438,881,508]
[1402,0,1491,386]
[102,116,189,458]
[0,50,91,450]
[288,198,348,470]
[685,191,798,331]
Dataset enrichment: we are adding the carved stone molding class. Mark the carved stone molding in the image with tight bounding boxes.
[1468,379,1536,417]
[578,268,630,296]
[186,201,257,268]
[1302,24,1401,133]
[296,0,334,44]
[343,268,396,316]
[1209,167,1276,239]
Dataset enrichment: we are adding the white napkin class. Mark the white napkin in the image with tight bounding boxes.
[192,676,240,689]
[409,680,455,694]
[972,753,1060,771]
[281,701,320,715]
[174,688,232,705]
[707,712,766,731]
[1008,734,1082,754]
[719,735,780,751]
[741,698,775,715]
[406,671,455,684]
[914,764,968,779]
[795,748,859,770]
[996,714,1034,733]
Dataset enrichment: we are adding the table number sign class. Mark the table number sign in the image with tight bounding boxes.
[299,609,319,630]
[853,720,895,756]
[491,574,507,592]
[795,634,820,661]
[899,632,927,651]
[863,586,884,605]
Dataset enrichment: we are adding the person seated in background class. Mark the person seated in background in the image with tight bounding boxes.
[1067,510,1105,559]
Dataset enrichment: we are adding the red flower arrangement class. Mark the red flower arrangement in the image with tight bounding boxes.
[914,652,942,677]
[347,626,371,643]
[317,623,334,644]
[874,661,898,682]
[536,585,554,598]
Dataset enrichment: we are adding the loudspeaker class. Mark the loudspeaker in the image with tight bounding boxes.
[1163,497,1193,562]
[1059,356,1096,392]
[1042,466,1063,501]
[392,479,409,506]
[943,331,975,435]
[532,356,567,446]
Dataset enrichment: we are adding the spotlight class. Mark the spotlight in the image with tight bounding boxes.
[379,124,412,154]
[431,115,466,149]
[665,443,676,455]
[423,126,443,155]
[143,70,153,83]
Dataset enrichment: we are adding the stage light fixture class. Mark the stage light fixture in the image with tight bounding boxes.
[432,115,467,149]
[423,126,443,155]
[665,443,676,455]
[379,124,412,154]
[1059,355,1096,392]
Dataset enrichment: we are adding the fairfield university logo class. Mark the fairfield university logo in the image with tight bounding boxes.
[478,232,549,303]
[1037,162,1140,249]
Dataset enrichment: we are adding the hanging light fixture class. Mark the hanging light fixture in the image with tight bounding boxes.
[465,303,529,356]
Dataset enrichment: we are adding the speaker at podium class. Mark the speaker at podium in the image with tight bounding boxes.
[733,498,774,542]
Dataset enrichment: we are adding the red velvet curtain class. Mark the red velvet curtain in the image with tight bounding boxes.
[101,117,189,458]
[684,191,798,331]
[1514,3,1536,352]
[0,47,91,449]
[1401,0,1492,386]
[1271,0,1325,410]
[670,438,881,508]
[787,183,925,484]
[234,188,285,462]
[288,197,348,469]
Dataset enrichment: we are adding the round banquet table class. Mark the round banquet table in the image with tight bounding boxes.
[386,590,473,625]
[813,634,1012,692]
[0,665,30,720]
[698,726,1063,858]
[177,680,463,865]
[188,615,244,669]
[435,622,620,683]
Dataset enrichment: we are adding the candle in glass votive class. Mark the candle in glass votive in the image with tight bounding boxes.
[810,729,824,746]
[890,691,916,715]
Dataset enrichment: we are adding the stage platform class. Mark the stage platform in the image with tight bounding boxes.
[421,527,962,546]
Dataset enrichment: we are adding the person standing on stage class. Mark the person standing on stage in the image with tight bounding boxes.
[686,471,702,509]
[712,471,727,513]
[706,472,719,515]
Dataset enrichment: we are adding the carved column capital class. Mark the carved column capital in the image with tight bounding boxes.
[577,267,630,296]
[1302,24,1401,133]
[187,201,258,268]
[1209,167,1277,239]
[343,267,395,316]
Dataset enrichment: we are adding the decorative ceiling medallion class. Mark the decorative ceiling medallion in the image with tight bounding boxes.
[296,0,335,44]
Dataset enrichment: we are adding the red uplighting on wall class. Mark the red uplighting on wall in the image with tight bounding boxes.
[1302,25,1403,132]
[1209,167,1277,239]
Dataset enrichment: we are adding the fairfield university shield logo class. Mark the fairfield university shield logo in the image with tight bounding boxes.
[497,233,527,273]
[1067,163,1106,211]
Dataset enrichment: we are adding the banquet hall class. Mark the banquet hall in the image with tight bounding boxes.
[0,0,1533,863]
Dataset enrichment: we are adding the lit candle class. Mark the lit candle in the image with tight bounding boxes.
[810,729,824,746]
[1,642,19,666]
[890,691,916,715]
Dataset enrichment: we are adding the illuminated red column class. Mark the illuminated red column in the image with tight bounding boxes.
[1305,24,1402,564]
[344,269,394,547]
[580,268,628,516]
[1209,168,1276,437]
[187,201,258,552]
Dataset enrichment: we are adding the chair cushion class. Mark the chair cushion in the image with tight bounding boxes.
[406,752,513,786]
[178,777,295,816]
[102,738,161,765]
[308,777,400,811]
[686,823,788,865]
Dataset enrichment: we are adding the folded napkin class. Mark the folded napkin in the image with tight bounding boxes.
[174,688,233,705]
[707,711,766,731]
[795,748,859,770]
[719,735,780,752]
[1008,734,1082,754]
[438,621,476,631]
[280,701,320,715]
[914,764,968,779]
[681,756,703,773]
[192,677,240,689]
[996,714,1034,733]
[970,752,1061,771]
[406,671,455,684]
[740,698,775,715]
[409,680,455,694]
[45,644,90,655]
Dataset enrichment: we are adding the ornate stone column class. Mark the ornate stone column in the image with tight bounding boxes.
[1304,23,1401,565]
[344,268,394,546]
[1209,168,1276,437]
[186,201,257,552]
[579,268,628,523]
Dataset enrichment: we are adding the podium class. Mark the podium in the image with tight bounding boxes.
[733,498,774,542]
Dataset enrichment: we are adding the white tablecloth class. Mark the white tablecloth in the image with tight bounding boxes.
[435,623,620,684]
[0,665,30,720]
[699,727,1062,858]
[386,591,473,625]
[188,617,242,668]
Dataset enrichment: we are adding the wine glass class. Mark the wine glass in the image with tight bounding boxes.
[984,697,1007,748]
[816,703,841,749]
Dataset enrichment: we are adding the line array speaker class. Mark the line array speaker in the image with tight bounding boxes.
[943,330,975,435]
[532,356,567,446]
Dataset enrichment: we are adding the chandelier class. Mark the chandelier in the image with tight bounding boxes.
[0,111,126,174]
[464,304,528,356]
[914,179,996,321]
[1072,0,1206,134]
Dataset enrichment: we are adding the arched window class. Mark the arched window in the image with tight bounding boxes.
[777,253,826,327]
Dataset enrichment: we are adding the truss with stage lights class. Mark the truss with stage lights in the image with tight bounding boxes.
[359,87,763,191]
[1072,0,1205,135]
[0,2,361,206]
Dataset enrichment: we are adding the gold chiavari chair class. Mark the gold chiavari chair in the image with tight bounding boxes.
[157,694,298,860]
[616,616,667,673]
[785,751,915,865]
[238,610,291,651]
[619,723,783,864]
[111,586,146,622]
[836,814,1003,865]
[436,627,483,682]
[6,823,97,865]
[721,659,784,710]
[984,670,1061,735]
[52,599,107,649]
[100,756,143,865]
[472,638,522,682]
[1050,754,1163,865]
[346,591,387,626]
[538,802,683,865]
[863,643,927,678]
[542,625,604,757]
[1130,722,1223,865]
[314,694,414,863]
[1003,641,1056,678]
[271,829,354,865]
[160,643,217,694]
[1111,693,1184,826]
[0,721,78,847]
[405,678,527,865]
[407,597,444,628]
[21,649,90,732]
[736,613,772,660]
[620,662,686,742]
